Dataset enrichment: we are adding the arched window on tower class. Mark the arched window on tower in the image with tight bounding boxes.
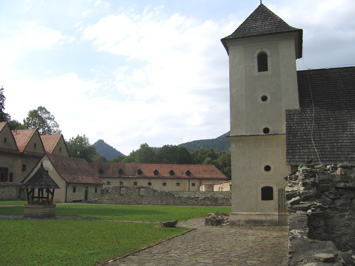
[261,186,273,201]
[257,52,268,72]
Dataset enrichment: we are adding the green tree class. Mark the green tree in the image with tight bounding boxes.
[67,134,97,162]
[155,145,192,164]
[191,148,218,164]
[216,151,231,179]
[135,143,156,163]
[7,120,25,130]
[0,87,11,122]
[23,106,61,135]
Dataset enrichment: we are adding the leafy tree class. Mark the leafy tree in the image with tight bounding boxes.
[67,134,97,162]
[135,143,156,163]
[191,148,218,164]
[155,145,192,164]
[23,106,61,135]
[0,87,11,122]
[7,120,25,130]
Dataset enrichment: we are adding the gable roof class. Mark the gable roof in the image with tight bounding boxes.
[12,129,40,152]
[41,134,69,155]
[221,4,302,57]
[286,67,355,165]
[0,122,19,153]
[0,122,6,131]
[90,163,228,180]
[41,135,61,153]
[24,164,60,189]
[47,154,104,185]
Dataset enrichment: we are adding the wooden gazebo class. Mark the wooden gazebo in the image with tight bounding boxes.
[24,164,59,218]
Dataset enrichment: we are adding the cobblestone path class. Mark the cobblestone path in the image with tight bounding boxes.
[105,218,289,266]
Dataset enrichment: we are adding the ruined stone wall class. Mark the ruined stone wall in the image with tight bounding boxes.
[287,164,355,264]
[0,183,22,200]
[90,186,231,206]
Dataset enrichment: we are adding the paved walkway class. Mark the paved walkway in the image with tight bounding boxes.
[104,218,289,266]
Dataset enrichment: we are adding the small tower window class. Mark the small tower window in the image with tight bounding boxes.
[261,95,268,102]
[257,52,268,72]
[264,165,271,172]
[263,127,270,134]
[261,186,273,200]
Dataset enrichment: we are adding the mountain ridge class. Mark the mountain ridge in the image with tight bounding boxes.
[94,131,230,160]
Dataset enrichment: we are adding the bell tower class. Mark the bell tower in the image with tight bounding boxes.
[221,4,303,225]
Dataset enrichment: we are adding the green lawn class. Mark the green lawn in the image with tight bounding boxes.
[0,219,187,266]
[0,204,231,265]
[0,203,231,221]
[0,200,27,205]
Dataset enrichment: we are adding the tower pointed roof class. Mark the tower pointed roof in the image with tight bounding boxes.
[24,164,60,189]
[221,4,303,57]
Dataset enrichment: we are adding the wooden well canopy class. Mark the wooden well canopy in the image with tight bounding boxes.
[24,164,60,205]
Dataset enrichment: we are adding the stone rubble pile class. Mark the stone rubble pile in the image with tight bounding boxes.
[286,164,355,265]
[205,213,230,227]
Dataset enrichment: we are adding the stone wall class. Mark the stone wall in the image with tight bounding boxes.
[287,164,355,265]
[0,183,23,200]
[90,186,231,206]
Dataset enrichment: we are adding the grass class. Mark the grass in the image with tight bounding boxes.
[0,200,27,205]
[0,204,231,221]
[0,219,188,266]
[0,204,231,265]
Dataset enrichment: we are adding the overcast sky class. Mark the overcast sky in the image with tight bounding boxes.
[1,0,354,155]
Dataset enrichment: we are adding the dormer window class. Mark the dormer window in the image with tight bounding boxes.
[169,170,174,176]
[118,169,124,175]
[186,170,191,176]
[257,52,268,72]
[154,169,159,175]
[137,169,142,175]
[99,168,104,174]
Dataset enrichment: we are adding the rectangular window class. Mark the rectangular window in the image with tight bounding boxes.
[176,183,180,187]
[22,164,26,172]
[119,181,124,186]
[9,173,13,182]
[95,188,98,193]
[73,187,76,193]
[0,167,8,182]
[107,181,111,185]
[191,183,195,187]
[148,182,152,186]
[162,182,166,186]
[134,182,138,186]
[4,137,7,143]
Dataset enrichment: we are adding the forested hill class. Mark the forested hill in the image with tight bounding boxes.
[178,132,230,152]
[93,139,125,160]
[94,132,230,160]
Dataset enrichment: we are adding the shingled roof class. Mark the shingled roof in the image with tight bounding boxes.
[221,4,302,57]
[47,154,104,185]
[41,135,62,153]
[90,163,228,180]
[24,164,60,189]
[286,67,355,165]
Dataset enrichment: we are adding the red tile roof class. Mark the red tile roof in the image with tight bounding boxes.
[41,134,62,153]
[12,129,38,152]
[90,163,228,180]
[47,154,104,185]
